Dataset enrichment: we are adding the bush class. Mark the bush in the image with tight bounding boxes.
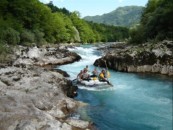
[0,27,20,45]
[0,41,7,54]
[20,30,35,44]
[129,25,145,44]
[33,30,46,45]
[0,41,12,63]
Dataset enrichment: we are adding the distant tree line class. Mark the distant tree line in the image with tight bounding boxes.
[129,0,173,44]
[0,0,129,47]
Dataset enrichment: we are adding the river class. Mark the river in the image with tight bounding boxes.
[58,45,173,130]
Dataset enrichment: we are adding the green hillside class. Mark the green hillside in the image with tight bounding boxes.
[0,0,129,46]
[129,0,173,44]
[84,6,144,27]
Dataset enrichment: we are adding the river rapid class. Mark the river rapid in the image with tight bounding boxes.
[58,45,173,130]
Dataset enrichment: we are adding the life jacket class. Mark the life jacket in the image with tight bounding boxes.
[99,72,104,79]
[82,72,89,79]
[107,71,110,78]
[91,77,98,80]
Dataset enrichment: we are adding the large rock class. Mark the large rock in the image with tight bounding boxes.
[66,119,89,129]
[0,45,91,130]
[13,45,81,67]
[94,40,173,76]
[0,66,90,130]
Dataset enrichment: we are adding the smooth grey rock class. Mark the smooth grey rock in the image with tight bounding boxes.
[66,119,89,129]
[0,45,88,130]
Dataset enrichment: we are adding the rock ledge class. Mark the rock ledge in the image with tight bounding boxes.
[94,40,173,76]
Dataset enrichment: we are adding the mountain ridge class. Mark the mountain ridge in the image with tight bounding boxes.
[83,6,144,27]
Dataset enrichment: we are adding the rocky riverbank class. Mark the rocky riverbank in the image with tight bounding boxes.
[94,40,173,76]
[0,45,93,130]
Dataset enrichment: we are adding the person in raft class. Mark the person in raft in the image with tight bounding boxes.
[77,66,90,81]
[77,70,83,81]
[84,65,90,72]
[99,69,112,85]
[82,68,91,81]
[90,67,98,77]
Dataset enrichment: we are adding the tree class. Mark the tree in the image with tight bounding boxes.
[130,0,173,43]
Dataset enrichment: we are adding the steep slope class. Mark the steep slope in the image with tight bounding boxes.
[84,6,144,27]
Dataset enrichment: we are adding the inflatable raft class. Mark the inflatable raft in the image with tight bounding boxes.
[76,77,112,87]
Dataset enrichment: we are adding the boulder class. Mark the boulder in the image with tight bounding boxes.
[66,119,89,129]
[0,44,89,130]
[94,41,173,76]
[13,46,81,67]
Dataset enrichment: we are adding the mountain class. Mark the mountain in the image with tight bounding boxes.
[83,6,144,27]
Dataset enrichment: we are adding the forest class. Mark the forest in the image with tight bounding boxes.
[0,0,128,46]
[129,0,173,44]
[0,0,173,60]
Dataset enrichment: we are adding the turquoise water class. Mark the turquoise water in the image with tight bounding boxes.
[58,45,173,130]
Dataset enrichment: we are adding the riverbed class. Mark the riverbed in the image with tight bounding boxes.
[58,45,173,130]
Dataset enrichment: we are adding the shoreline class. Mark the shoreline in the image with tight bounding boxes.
[1,41,172,129]
[94,40,173,77]
[0,45,94,130]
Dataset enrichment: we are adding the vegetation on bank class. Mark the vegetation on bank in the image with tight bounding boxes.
[0,0,128,62]
[0,0,173,62]
[129,0,173,44]
[0,0,129,46]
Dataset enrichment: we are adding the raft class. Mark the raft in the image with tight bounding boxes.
[77,77,109,87]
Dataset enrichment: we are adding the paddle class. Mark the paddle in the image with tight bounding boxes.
[107,80,113,86]
[103,60,110,77]
[103,60,113,87]
[72,78,77,82]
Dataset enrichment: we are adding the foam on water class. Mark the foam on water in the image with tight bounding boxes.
[68,46,101,64]
[78,85,116,91]
[58,45,173,130]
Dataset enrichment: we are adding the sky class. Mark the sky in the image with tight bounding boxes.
[39,0,148,17]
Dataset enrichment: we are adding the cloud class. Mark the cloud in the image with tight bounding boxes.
[51,0,66,2]
[40,0,50,3]
[57,0,64,2]
[118,0,123,3]
[46,0,50,2]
